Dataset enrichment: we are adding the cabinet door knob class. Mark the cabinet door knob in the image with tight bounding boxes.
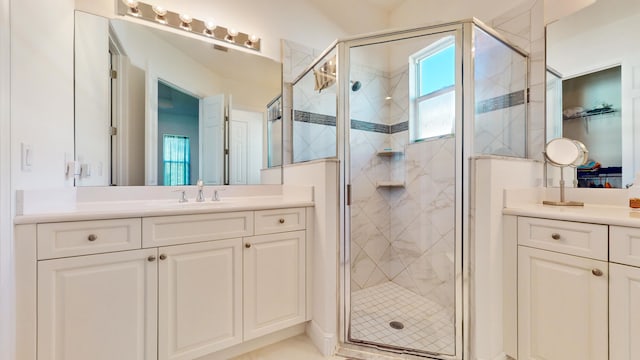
[245,243,251,248]
[147,255,156,262]
[87,234,98,242]
[551,233,561,240]
[159,254,167,260]
[592,268,603,277]
[279,218,285,224]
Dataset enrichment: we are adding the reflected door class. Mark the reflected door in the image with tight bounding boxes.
[201,94,225,185]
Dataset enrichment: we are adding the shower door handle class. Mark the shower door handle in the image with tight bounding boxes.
[347,184,351,206]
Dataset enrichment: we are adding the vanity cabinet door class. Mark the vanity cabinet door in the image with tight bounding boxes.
[518,246,608,360]
[157,238,243,360]
[37,249,158,360]
[243,231,306,340]
[610,263,640,360]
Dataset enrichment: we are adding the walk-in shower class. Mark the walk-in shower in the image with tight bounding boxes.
[292,19,528,359]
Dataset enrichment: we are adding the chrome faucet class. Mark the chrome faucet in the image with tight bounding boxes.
[212,189,220,201]
[196,179,205,202]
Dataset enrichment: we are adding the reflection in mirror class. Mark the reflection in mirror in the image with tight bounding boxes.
[74,11,282,186]
[546,0,640,188]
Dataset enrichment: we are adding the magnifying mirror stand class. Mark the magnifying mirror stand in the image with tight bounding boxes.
[543,164,584,206]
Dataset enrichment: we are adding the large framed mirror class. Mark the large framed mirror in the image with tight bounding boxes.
[74,11,283,187]
[546,0,640,188]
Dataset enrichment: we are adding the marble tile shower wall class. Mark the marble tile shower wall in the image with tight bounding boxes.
[491,0,545,159]
[350,62,456,310]
[282,40,325,164]
[474,27,527,157]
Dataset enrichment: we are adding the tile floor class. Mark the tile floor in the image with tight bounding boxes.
[231,334,346,360]
[349,282,455,355]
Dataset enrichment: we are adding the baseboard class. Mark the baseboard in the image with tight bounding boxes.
[306,320,337,356]
[197,323,306,360]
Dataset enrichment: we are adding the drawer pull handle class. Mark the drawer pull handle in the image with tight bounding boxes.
[147,255,156,262]
[159,254,167,260]
[551,233,561,240]
[245,243,251,249]
[87,234,98,242]
[279,218,285,224]
[592,268,603,277]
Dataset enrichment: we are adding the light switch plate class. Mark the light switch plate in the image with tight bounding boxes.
[21,143,32,172]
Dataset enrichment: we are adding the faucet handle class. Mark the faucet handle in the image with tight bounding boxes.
[172,190,188,203]
[196,179,204,189]
[212,188,226,201]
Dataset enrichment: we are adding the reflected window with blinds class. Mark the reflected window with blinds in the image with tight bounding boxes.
[163,135,191,186]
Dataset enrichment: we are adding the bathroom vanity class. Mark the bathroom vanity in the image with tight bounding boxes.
[14,187,314,360]
[504,193,640,359]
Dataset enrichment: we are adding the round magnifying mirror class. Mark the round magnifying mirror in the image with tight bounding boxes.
[544,137,587,167]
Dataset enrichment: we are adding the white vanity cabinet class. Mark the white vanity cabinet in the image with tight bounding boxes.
[157,238,243,360]
[243,231,306,340]
[37,248,158,360]
[515,216,609,360]
[16,206,312,360]
[517,247,608,360]
[509,215,640,360]
[609,226,640,359]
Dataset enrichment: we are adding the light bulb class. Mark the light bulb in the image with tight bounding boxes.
[179,14,193,31]
[179,14,193,24]
[245,34,260,48]
[122,0,141,17]
[225,28,238,43]
[204,19,217,31]
[152,5,167,16]
[122,0,139,7]
[203,19,217,37]
[152,5,167,24]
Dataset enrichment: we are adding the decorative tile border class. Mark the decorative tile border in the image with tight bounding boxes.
[294,110,409,134]
[475,90,525,114]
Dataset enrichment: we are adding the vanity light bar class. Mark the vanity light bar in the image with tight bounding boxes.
[117,0,261,52]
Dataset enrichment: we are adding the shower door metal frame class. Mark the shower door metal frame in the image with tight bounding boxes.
[338,22,467,360]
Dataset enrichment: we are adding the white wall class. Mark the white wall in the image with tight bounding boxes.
[283,160,339,356]
[12,0,76,190]
[0,0,11,359]
[471,157,543,360]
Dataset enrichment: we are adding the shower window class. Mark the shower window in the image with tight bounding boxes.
[163,134,191,186]
[410,37,456,142]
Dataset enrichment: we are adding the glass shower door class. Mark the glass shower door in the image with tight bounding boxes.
[347,29,461,357]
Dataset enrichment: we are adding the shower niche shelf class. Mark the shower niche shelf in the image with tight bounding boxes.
[377,149,404,157]
[376,148,405,189]
[376,181,405,188]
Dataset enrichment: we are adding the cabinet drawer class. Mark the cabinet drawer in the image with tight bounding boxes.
[143,211,253,247]
[517,217,607,260]
[254,208,306,235]
[610,226,640,267]
[37,218,142,259]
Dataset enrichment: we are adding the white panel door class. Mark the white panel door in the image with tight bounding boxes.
[518,246,608,360]
[37,249,158,360]
[229,119,248,184]
[610,263,640,360]
[230,109,263,185]
[243,231,306,340]
[158,238,242,360]
[201,94,225,185]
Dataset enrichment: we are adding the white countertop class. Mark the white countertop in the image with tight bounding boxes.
[14,196,314,224]
[503,203,640,227]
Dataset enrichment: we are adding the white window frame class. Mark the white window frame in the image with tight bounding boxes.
[409,36,456,142]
